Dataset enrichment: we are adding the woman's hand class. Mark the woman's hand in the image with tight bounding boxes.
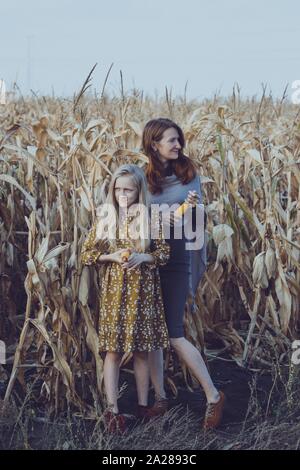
[185,190,200,206]
[122,252,146,271]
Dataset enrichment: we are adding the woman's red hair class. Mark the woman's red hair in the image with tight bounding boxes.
[142,118,197,194]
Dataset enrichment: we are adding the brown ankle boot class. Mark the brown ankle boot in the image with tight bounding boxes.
[103,409,127,434]
[138,398,168,421]
[203,391,226,430]
[149,397,168,417]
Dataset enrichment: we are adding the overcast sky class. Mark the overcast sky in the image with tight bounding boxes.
[1,0,300,100]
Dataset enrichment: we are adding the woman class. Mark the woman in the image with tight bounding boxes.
[142,118,225,430]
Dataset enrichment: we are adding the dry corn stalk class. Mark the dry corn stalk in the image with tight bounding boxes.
[0,85,299,410]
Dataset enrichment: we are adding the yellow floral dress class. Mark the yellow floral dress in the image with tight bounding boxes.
[81,213,170,353]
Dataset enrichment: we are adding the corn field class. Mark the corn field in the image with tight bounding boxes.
[0,76,300,414]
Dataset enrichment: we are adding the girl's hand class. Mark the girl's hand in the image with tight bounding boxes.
[109,249,131,264]
[123,252,146,271]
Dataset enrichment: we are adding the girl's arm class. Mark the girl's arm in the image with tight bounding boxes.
[81,222,111,266]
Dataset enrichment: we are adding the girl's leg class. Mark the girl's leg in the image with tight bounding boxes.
[133,351,150,407]
[103,352,122,413]
[170,337,220,403]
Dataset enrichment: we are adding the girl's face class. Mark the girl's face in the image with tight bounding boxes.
[114,175,139,209]
[152,127,182,165]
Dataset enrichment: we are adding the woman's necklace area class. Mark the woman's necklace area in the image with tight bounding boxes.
[162,163,173,177]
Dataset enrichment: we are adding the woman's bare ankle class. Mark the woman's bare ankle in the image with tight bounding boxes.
[107,403,119,414]
[207,390,220,404]
[154,393,167,401]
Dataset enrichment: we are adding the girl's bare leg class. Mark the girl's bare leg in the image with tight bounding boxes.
[133,351,150,406]
[103,352,122,413]
[170,337,220,403]
[148,348,167,400]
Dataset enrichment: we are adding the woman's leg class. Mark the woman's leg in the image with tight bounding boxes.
[133,351,150,407]
[103,352,122,413]
[170,337,220,403]
[148,348,167,400]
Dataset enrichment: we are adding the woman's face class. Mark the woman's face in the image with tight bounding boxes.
[152,127,182,165]
[114,175,139,209]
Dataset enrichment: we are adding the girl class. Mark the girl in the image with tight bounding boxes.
[81,164,170,432]
[142,118,225,430]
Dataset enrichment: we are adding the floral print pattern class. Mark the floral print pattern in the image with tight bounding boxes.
[81,212,170,352]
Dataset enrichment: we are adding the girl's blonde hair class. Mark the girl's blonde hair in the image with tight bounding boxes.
[96,164,151,252]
